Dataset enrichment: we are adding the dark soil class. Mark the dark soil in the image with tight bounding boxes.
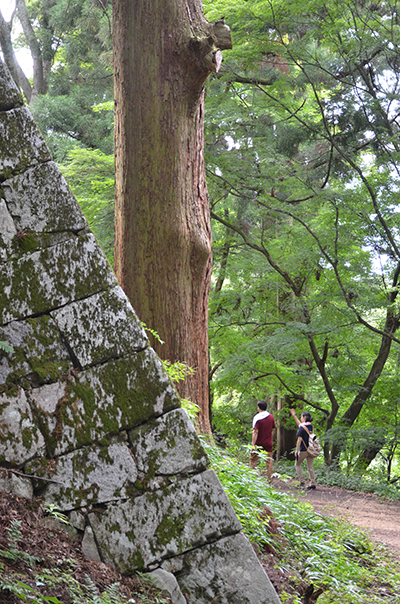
[0,489,172,603]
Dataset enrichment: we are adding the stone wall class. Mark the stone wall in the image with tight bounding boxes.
[0,59,280,604]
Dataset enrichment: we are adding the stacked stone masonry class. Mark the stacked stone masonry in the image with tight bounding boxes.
[0,59,281,604]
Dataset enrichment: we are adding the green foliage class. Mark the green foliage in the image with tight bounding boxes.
[204,0,400,465]
[28,0,114,161]
[0,520,42,566]
[206,443,400,603]
[0,551,169,604]
[180,398,200,423]
[161,360,195,384]
[0,341,14,354]
[43,503,69,525]
[59,147,114,265]
[274,457,400,501]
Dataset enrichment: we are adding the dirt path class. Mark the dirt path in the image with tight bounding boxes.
[273,478,400,557]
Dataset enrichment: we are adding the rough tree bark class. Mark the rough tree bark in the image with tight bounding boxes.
[113,1,231,433]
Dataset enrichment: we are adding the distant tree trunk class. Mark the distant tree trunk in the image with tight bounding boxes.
[16,0,48,101]
[330,309,400,464]
[113,0,230,433]
[0,8,32,101]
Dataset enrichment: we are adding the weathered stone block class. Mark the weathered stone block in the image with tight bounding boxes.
[0,315,71,390]
[0,472,33,499]
[38,442,138,510]
[0,107,50,179]
[129,408,209,476]
[69,510,86,531]
[147,569,187,604]
[0,198,17,262]
[3,161,87,233]
[88,469,242,571]
[0,59,23,110]
[170,533,281,604]
[0,390,46,465]
[82,526,102,562]
[0,232,117,324]
[30,348,180,456]
[51,286,148,367]
[41,517,78,540]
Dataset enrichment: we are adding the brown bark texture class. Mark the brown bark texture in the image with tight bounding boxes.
[113,0,228,433]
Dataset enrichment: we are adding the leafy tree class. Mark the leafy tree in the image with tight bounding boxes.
[204,0,400,466]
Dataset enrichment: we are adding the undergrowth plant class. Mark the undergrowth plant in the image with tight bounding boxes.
[204,441,400,604]
[273,457,400,501]
[0,530,170,604]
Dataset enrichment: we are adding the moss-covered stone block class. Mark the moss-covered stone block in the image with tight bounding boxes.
[169,533,282,604]
[0,232,117,324]
[30,441,138,510]
[30,349,180,456]
[129,408,209,477]
[51,286,148,368]
[0,315,71,391]
[0,198,17,262]
[88,470,241,571]
[3,162,87,233]
[0,390,46,465]
[0,60,23,111]
[0,108,50,179]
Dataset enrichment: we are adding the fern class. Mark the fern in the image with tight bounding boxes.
[0,340,14,354]
[0,520,42,566]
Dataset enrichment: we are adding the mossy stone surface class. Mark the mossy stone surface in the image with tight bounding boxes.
[0,108,50,179]
[0,315,71,391]
[0,60,23,110]
[88,470,241,572]
[171,533,282,604]
[0,232,116,324]
[51,286,148,368]
[3,162,87,233]
[30,349,180,456]
[0,198,17,262]
[129,408,209,477]
[0,390,46,464]
[33,441,138,510]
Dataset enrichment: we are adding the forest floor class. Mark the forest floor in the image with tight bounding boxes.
[272,477,400,558]
[1,480,400,603]
[257,477,400,603]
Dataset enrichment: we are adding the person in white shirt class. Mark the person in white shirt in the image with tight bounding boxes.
[250,401,276,482]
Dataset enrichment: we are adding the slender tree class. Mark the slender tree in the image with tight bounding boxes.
[113,0,231,433]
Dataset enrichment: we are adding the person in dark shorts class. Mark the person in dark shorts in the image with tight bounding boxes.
[250,401,276,482]
[290,408,316,490]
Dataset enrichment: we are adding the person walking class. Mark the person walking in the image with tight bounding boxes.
[290,408,317,490]
[250,400,276,482]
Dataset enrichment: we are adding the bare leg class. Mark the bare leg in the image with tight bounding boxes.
[295,451,308,483]
[306,454,316,486]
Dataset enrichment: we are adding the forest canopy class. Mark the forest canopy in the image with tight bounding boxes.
[1,0,400,479]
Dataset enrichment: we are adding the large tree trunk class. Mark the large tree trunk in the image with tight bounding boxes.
[113,0,229,433]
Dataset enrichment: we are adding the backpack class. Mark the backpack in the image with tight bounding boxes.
[301,424,322,457]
